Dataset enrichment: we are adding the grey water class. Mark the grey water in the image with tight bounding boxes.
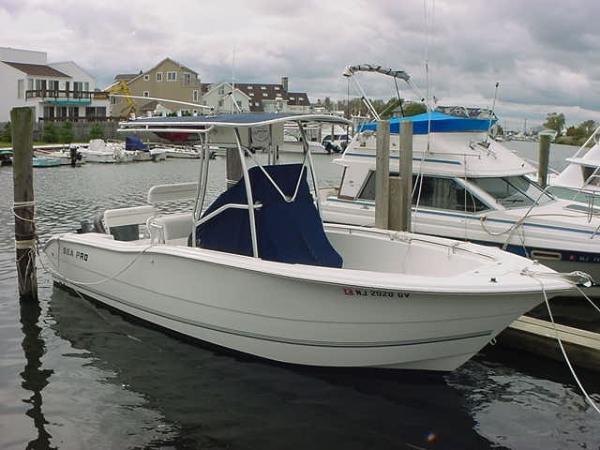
[0,146,599,450]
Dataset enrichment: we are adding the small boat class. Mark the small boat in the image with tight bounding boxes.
[79,139,135,163]
[32,156,63,168]
[43,113,576,372]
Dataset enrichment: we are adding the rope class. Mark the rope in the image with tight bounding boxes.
[522,271,600,415]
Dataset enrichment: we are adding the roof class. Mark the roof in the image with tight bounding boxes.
[115,73,138,81]
[287,92,310,106]
[2,61,70,77]
[120,112,352,130]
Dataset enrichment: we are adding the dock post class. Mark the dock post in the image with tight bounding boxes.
[538,134,551,188]
[11,107,38,301]
[390,122,413,231]
[375,120,390,229]
[226,148,243,189]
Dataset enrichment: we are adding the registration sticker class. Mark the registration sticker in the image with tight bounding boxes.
[343,288,410,298]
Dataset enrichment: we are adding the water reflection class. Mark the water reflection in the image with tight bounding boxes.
[49,287,492,450]
[19,298,54,450]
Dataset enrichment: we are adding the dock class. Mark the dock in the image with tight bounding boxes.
[500,315,600,372]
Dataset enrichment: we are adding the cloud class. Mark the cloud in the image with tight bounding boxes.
[0,0,599,128]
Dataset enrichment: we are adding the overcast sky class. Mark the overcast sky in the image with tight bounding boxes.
[1,0,599,129]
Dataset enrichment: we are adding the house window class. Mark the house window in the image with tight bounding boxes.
[193,90,199,102]
[144,74,150,81]
[183,72,191,86]
[17,79,24,98]
[218,99,224,107]
[167,71,177,81]
[156,72,163,82]
[218,86,225,95]
[27,79,33,90]
[143,91,150,97]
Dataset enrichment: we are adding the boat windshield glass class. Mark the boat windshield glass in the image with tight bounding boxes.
[358,172,489,213]
[470,176,553,207]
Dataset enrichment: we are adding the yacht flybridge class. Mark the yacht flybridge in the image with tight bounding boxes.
[44,113,575,371]
[321,65,600,292]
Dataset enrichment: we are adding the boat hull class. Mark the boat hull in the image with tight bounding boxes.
[44,236,549,371]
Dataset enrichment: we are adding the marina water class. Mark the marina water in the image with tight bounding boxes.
[0,144,599,449]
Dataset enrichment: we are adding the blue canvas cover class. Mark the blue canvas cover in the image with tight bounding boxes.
[196,164,343,268]
[125,136,148,151]
[358,111,495,134]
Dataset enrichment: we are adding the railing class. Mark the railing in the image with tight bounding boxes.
[39,116,117,123]
[25,90,110,101]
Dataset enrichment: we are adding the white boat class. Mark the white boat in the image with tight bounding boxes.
[79,139,135,164]
[319,65,600,294]
[281,124,331,154]
[163,146,201,159]
[43,113,575,372]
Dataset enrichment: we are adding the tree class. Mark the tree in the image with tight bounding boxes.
[402,101,427,117]
[59,122,74,144]
[323,97,333,111]
[1,122,11,142]
[88,123,104,140]
[43,123,59,143]
[543,112,565,136]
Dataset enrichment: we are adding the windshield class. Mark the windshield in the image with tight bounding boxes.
[470,176,553,208]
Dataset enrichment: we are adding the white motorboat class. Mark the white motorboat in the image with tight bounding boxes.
[163,145,201,159]
[43,113,575,372]
[79,139,134,163]
[320,66,600,294]
[281,124,331,154]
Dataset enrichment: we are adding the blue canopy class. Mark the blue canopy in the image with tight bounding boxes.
[196,164,343,268]
[358,112,495,134]
[125,136,148,151]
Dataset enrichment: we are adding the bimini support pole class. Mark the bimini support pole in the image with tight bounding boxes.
[298,122,321,216]
[234,128,259,258]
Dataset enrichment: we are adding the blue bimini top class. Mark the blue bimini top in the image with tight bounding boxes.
[125,136,148,151]
[195,163,343,268]
[358,111,495,134]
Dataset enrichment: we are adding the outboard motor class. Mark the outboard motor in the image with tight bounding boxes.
[69,145,78,167]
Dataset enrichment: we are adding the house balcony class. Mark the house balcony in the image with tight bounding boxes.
[25,90,109,106]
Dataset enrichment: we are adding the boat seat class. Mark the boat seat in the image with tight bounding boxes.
[103,205,156,241]
[149,213,194,244]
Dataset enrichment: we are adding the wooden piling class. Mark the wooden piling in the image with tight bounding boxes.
[226,147,243,188]
[399,122,413,231]
[389,122,414,232]
[538,134,551,188]
[375,120,390,229]
[11,107,37,301]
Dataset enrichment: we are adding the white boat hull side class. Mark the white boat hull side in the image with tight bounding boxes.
[44,237,546,371]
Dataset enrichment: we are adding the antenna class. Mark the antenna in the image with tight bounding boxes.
[486,81,500,139]
[231,44,236,114]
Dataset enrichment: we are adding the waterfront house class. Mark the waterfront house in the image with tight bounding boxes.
[0,47,109,122]
[201,77,312,114]
[201,82,251,113]
[107,58,203,118]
